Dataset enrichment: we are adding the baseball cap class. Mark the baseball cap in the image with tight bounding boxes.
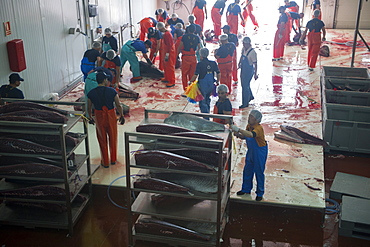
[105,28,112,34]
[96,72,108,83]
[144,40,152,48]
[222,25,231,30]
[9,73,24,83]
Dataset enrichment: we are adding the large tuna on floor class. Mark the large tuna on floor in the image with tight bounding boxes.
[164,113,225,132]
[135,217,211,241]
[139,61,164,79]
[118,84,139,99]
[136,123,193,134]
[0,137,62,155]
[135,150,216,173]
[0,163,68,179]
[0,101,69,115]
[274,125,328,146]
[0,110,68,123]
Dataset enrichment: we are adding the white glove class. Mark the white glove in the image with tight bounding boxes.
[231,125,240,132]
[165,53,169,61]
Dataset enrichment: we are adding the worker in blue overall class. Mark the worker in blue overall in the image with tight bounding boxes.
[231,109,268,201]
[80,41,102,81]
[238,36,258,109]
[120,39,152,82]
[189,48,220,118]
[0,73,25,99]
[102,28,118,52]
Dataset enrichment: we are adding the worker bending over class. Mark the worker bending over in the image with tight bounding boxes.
[80,41,102,81]
[139,17,157,41]
[147,27,162,63]
[215,34,236,92]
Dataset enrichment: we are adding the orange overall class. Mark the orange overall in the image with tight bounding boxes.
[95,107,118,167]
[273,15,289,59]
[217,56,233,92]
[227,14,239,36]
[181,50,197,90]
[193,6,205,30]
[149,37,158,62]
[232,50,238,82]
[139,18,154,41]
[160,31,176,86]
[286,5,299,29]
[307,31,321,68]
[103,60,119,92]
[241,4,258,28]
[211,6,222,38]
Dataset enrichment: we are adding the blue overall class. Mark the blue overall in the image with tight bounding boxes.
[198,73,215,118]
[242,137,268,197]
[80,57,95,81]
[240,51,255,107]
[120,41,140,77]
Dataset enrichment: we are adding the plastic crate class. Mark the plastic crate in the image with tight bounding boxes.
[322,66,370,78]
[324,78,370,91]
[325,90,370,106]
[324,103,370,123]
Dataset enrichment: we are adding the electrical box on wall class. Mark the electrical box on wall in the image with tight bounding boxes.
[7,39,26,72]
[88,4,98,17]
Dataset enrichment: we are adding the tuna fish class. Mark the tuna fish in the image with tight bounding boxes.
[0,185,73,201]
[275,125,328,146]
[134,177,190,194]
[164,113,225,132]
[135,217,211,241]
[118,84,139,99]
[168,132,223,149]
[0,101,69,115]
[135,150,216,173]
[139,61,164,79]
[3,133,79,149]
[1,110,68,124]
[0,137,62,155]
[160,148,222,167]
[150,194,197,207]
[0,115,51,123]
[136,123,193,135]
[0,156,63,168]
[0,163,68,179]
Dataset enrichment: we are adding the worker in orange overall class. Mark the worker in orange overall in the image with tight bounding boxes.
[147,27,162,63]
[222,25,239,84]
[211,0,227,39]
[226,0,244,35]
[101,49,121,91]
[192,0,208,30]
[87,72,124,168]
[311,0,322,20]
[177,25,201,91]
[215,34,236,93]
[272,6,289,61]
[241,0,259,32]
[155,8,169,23]
[300,9,326,71]
[157,22,176,88]
[139,17,157,41]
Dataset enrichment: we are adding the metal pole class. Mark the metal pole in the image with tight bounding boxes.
[350,0,363,67]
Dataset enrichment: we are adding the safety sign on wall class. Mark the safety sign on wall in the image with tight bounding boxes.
[4,21,11,36]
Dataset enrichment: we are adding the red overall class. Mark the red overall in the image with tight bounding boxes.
[273,22,288,59]
[193,6,205,30]
[241,4,258,28]
[285,12,293,43]
[211,6,222,38]
[161,31,176,86]
[307,31,321,68]
[287,5,300,28]
[95,107,118,166]
[213,105,227,124]
[149,37,158,62]
[103,60,119,92]
[227,14,239,35]
[139,18,154,41]
[181,50,197,90]
[217,56,233,92]
[232,50,238,82]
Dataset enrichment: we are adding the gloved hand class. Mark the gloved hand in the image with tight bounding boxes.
[165,53,169,62]
[322,37,326,42]
[146,58,153,65]
[88,118,95,125]
[230,125,240,132]
[188,81,192,85]
[119,116,125,125]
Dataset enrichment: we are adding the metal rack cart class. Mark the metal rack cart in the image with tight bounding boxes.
[125,109,233,247]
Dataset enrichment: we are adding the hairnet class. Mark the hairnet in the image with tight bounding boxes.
[216,84,229,93]
[313,9,321,17]
[199,48,209,58]
[175,23,183,28]
[243,36,251,44]
[156,22,165,29]
[157,8,164,14]
[219,34,228,41]
[148,27,155,33]
[92,41,102,49]
[188,15,196,22]
[171,13,178,18]
[250,110,263,123]
[106,49,116,60]
[105,28,112,34]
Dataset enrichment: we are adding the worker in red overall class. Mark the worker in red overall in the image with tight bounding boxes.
[139,17,157,41]
[215,34,236,93]
[101,49,121,91]
[300,9,326,71]
[157,22,176,87]
[87,72,124,168]
[311,0,321,20]
[211,0,227,39]
[192,0,208,30]
[284,0,300,33]
[173,23,185,69]
[177,25,201,91]
[226,0,244,35]
[147,27,162,63]
[273,6,289,61]
[241,0,259,32]
[155,8,169,23]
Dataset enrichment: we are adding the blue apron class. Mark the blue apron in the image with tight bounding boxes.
[198,72,215,117]
[242,136,268,197]
[240,49,255,106]
[102,42,113,52]
[80,57,95,81]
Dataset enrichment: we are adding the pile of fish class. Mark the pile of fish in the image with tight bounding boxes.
[274,125,328,146]
[164,113,225,132]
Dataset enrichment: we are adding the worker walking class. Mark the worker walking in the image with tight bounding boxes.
[300,9,326,71]
[101,49,121,90]
[241,0,259,32]
[139,17,157,41]
[226,0,244,35]
[192,0,208,30]
[286,12,304,43]
[239,37,258,109]
[222,25,239,84]
[215,34,236,93]
[231,110,268,202]
[80,42,102,81]
[177,25,201,91]
[211,0,227,39]
[273,6,289,61]
[120,39,152,83]
[157,22,176,88]
[0,73,25,99]
[87,72,124,168]
[189,48,220,116]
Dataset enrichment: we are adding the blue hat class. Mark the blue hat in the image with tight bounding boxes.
[9,73,24,83]
[96,72,108,83]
